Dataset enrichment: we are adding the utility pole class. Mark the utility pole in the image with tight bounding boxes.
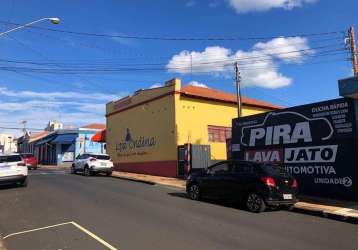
[21,120,27,135]
[348,26,358,76]
[235,62,242,117]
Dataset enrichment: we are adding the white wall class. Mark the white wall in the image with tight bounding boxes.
[0,134,17,153]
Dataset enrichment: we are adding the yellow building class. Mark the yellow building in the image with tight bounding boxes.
[106,78,281,177]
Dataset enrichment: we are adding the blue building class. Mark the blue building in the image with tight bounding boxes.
[33,124,106,165]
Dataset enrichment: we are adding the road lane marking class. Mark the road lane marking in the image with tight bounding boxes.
[71,221,118,250]
[3,221,118,250]
[3,221,73,239]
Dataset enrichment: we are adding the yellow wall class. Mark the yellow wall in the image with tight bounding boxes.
[106,82,178,164]
[106,77,275,171]
[175,95,272,160]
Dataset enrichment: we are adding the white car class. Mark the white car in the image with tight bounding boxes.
[71,153,113,176]
[0,153,28,187]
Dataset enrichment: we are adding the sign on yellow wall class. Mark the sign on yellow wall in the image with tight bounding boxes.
[115,128,157,159]
[107,92,177,164]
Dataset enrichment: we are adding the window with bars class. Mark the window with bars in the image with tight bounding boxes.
[208,125,231,142]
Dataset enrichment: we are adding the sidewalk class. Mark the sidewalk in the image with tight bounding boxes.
[112,171,358,223]
[112,171,186,189]
[38,163,71,170]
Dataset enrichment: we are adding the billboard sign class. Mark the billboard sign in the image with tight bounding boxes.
[232,98,358,200]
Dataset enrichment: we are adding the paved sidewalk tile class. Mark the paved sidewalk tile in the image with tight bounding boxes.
[112,171,186,189]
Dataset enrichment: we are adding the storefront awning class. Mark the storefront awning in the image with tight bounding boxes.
[52,134,77,144]
[35,136,55,146]
[91,129,106,143]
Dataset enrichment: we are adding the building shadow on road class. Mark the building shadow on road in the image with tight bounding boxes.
[168,192,280,213]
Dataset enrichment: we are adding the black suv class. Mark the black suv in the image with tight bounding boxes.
[186,160,298,213]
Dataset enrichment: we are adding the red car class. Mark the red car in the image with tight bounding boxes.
[21,153,38,170]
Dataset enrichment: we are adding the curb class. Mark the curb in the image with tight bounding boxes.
[292,206,358,224]
[111,174,186,189]
[111,175,156,185]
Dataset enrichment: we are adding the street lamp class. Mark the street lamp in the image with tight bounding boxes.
[0,17,60,37]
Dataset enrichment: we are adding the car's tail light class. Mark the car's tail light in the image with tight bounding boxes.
[291,178,298,188]
[261,177,276,187]
[17,162,26,166]
[90,158,96,162]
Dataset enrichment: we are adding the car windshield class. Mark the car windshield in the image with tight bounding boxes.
[89,154,110,160]
[260,164,288,176]
[0,155,22,163]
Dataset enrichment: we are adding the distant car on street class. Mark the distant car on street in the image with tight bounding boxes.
[186,160,298,213]
[21,153,38,170]
[0,153,28,187]
[71,153,113,176]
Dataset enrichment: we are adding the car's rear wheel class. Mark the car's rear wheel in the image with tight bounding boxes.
[84,167,91,176]
[188,183,201,201]
[246,193,266,213]
[106,171,112,177]
[20,178,28,187]
[71,165,76,174]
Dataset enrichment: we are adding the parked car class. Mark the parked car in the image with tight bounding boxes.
[71,153,113,176]
[21,153,38,170]
[0,153,28,187]
[186,160,298,213]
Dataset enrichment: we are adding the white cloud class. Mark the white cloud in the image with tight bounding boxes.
[253,37,312,63]
[149,83,162,89]
[188,81,209,88]
[227,0,317,13]
[167,46,232,74]
[166,36,311,89]
[0,87,120,101]
[234,50,292,88]
[0,88,124,136]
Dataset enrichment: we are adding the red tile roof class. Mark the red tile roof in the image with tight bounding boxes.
[29,131,50,143]
[81,123,106,130]
[180,85,282,110]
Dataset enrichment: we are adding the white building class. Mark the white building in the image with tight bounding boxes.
[45,121,63,132]
[0,134,17,153]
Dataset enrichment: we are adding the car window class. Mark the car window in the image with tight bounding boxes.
[0,155,22,163]
[208,162,231,175]
[234,162,254,174]
[261,164,288,176]
[89,154,110,160]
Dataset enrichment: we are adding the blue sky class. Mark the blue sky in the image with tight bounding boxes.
[0,0,357,135]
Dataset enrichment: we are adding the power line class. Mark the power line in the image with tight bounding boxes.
[6,34,123,94]
[0,126,43,131]
[0,49,346,74]
[0,20,345,41]
[0,44,346,71]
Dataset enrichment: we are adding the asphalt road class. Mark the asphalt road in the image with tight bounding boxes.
[1,169,358,250]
